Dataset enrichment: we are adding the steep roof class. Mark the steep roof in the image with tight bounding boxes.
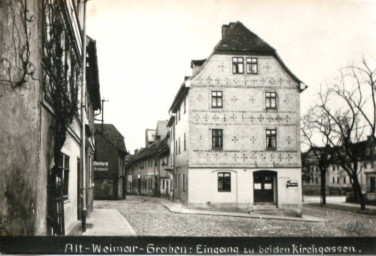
[169,82,189,113]
[169,22,306,115]
[214,21,275,55]
[126,136,169,166]
[214,21,303,84]
[95,123,126,152]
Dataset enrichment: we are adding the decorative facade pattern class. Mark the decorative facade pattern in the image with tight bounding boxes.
[168,22,304,213]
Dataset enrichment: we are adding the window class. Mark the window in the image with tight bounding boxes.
[337,177,340,184]
[184,133,186,151]
[246,57,258,74]
[265,92,277,109]
[211,91,223,108]
[212,129,223,150]
[266,129,277,150]
[332,177,335,184]
[370,177,375,192]
[58,153,70,199]
[218,172,231,192]
[183,174,187,191]
[232,57,244,74]
[343,177,346,184]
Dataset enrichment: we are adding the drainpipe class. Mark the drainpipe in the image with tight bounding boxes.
[169,112,176,202]
[80,0,88,232]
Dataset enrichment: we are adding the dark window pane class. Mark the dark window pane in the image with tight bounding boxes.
[266,129,277,150]
[212,129,223,149]
[218,172,231,192]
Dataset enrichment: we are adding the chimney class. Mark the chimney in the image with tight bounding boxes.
[222,24,229,39]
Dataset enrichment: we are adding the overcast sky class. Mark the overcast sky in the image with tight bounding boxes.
[86,0,376,153]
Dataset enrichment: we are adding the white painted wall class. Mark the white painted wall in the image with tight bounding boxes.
[188,168,302,208]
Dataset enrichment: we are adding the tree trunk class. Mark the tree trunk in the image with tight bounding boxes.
[320,170,326,206]
[352,175,366,211]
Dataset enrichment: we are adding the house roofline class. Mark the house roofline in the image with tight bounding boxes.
[168,83,190,113]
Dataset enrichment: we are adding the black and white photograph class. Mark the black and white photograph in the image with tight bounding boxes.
[0,0,376,254]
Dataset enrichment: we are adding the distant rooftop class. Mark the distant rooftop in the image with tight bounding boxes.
[94,123,126,152]
[214,21,275,55]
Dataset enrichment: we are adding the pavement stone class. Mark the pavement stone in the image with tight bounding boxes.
[162,201,325,222]
[82,208,136,236]
[91,196,376,236]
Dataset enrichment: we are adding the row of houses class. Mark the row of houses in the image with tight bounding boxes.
[125,121,171,198]
[302,137,376,202]
[125,21,306,216]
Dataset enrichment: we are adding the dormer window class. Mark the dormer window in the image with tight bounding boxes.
[246,57,258,74]
[232,57,244,74]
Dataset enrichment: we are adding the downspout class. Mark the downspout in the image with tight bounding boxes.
[170,112,176,202]
[80,0,88,232]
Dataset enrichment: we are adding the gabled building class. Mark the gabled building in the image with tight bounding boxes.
[167,22,306,215]
[94,124,127,199]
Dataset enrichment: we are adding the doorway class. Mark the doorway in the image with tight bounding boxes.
[253,171,276,203]
[370,177,375,193]
[137,177,141,194]
[77,158,81,220]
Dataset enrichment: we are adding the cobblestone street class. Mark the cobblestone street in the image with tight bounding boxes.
[94,196,376,236]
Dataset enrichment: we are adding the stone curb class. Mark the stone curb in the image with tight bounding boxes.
[115,209,137,236]
[82,209,137,236]
[163,203,326,223]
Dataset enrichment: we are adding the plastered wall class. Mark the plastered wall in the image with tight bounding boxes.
[188,54,301,169]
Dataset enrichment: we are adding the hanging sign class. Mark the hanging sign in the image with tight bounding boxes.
[94,161,108,171]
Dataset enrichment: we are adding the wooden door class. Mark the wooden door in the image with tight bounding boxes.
[254,171,275,203]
